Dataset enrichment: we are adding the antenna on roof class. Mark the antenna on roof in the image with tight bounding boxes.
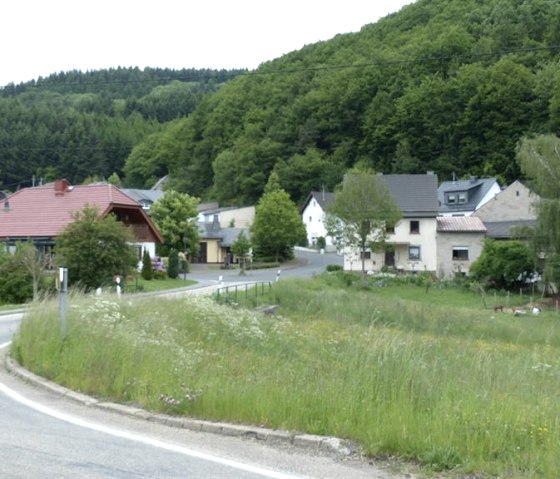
[321,184,325,202]
[452,172,456,184]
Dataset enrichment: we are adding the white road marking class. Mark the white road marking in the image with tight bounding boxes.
[0,339,302,479]
[0,380,302,479]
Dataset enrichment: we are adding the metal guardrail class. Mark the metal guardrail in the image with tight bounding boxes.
[214,282,272,304]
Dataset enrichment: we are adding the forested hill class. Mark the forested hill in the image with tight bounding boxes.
[0,67,244,191]
[125,0,560,206]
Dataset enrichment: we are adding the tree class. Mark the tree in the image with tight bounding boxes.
[15,241,50,301]
[326,169,401,273]
[231,231,252,275]
[517,134,560,286]
[0,246,33,304]
[251,176,306,262]
[167,248,179,279]
[55,206,138,290]
[469,239,538,291]
[150,190,200,257]
[141,249,153,280]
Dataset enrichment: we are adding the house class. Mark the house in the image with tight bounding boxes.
[436,216,487,278]
[300,191,336,248]
[343,173,439,274]
[438,176,501,216]
[0,179,163,261]
[194,205,254,264]
[472,180,538,240]
[198,205,255,229]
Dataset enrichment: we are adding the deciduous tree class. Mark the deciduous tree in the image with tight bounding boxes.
[150,190,200,257]
[251,175,306,262]
[326,169,401,273]
[55,206,138,290]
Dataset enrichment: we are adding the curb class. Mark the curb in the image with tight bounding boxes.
[4,354,357,457]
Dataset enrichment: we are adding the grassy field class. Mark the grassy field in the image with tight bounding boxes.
[11,273,560,478]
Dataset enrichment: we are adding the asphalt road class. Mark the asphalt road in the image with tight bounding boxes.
[0,250,400,479]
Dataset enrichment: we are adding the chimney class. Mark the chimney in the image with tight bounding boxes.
[54,179,70,195]
[3,199,10,211]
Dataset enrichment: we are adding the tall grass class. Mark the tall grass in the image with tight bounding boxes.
[12,277,560,478]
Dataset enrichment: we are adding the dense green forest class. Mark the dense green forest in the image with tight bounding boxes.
[0,67,244,190]
[3,0,560,206]
[141,0,560,205]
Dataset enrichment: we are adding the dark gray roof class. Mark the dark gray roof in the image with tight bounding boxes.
[438,177,498,214]
[121,188,165,206]
[197,221,250,246]
[219,228,251,247]
[381,174,439,217]
[483,220,536,239]
[300,191,335,213]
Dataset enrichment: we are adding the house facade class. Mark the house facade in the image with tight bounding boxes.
[0,179,163,262]
[300,191,336,248]
[438,177,501,216]
[472,180,538,239]
[194,205,254,264]
[436,216,487,278]
[343,173,439,274]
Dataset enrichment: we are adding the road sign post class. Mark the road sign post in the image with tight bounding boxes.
[59,267,68,335]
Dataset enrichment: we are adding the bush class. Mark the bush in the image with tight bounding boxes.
[167,249,179,279]
[141,250,153,280]
[326,264,342,272]
[0,257,33,304]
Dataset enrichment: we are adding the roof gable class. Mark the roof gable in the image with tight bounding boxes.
[300,191,335,213]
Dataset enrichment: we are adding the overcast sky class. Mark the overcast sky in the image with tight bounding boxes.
[0,1,415,86]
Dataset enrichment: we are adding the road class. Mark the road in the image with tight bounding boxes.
[0,250,398,479]
[186,248,342,285]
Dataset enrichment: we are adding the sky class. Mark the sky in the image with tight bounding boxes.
[0,1,415,86]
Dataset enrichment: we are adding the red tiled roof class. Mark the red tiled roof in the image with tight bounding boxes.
[0,181,159,240]
[437,216,487,232]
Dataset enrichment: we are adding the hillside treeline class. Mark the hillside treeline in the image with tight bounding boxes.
[0,67,244,190]
[128,0,560,205]
[3,0,560,206]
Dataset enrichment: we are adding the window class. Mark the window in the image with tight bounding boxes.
[410,220,420,234]
[452,247,469,260]
[447,194,457,204]
[386,225,395,234]
[360,251,371,260]
[408,246,421,261]
[458,193,467,203]
[309,216,312,223]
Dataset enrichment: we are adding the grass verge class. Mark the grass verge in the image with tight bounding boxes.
[11,274,560,478]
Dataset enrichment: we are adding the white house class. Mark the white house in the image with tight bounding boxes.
[438,177,501,216]
[343,173,440,274]
[300,191,336,248]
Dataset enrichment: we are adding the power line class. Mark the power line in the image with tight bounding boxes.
[3,44,560,90]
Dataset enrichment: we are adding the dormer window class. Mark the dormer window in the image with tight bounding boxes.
[458,193,467,203]
[447,194,457,204]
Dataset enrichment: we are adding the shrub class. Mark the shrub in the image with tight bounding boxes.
[167,249,179,279]
[326,264,342,272]
[141,250,153,280]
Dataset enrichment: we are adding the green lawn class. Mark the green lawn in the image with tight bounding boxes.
[130,276,197,293]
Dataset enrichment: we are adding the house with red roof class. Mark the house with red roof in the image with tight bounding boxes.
[0,179,163,262]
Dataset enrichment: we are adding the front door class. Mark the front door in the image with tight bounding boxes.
[385,250,395,267]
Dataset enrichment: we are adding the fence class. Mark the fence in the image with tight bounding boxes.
[214,282,272,304]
